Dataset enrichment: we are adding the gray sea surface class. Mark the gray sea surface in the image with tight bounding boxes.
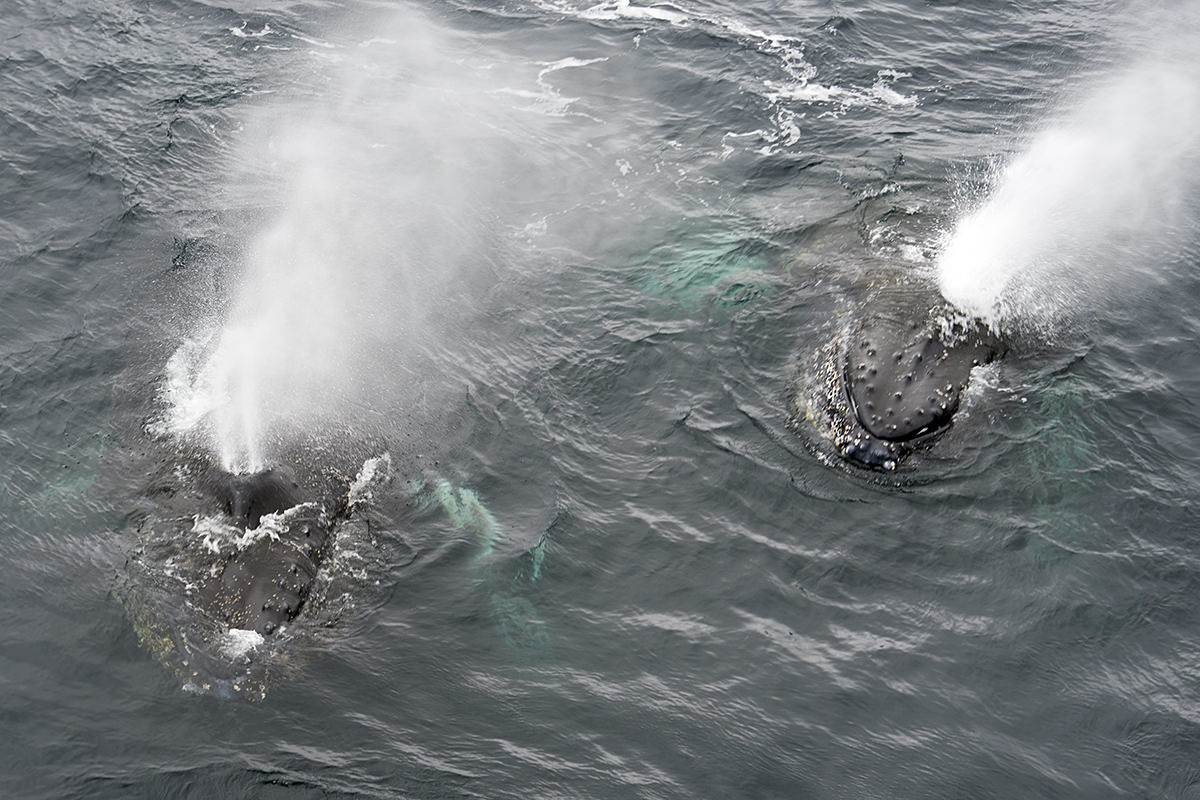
[3,0,1200,797]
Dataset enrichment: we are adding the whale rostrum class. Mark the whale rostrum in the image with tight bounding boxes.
[832,309,1001,470]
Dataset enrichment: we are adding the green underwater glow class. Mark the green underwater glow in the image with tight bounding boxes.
[408,477,552,652]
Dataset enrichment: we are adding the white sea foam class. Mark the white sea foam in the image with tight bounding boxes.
[191,514,238,555]
[152,337,213,439]
[871,70,917,107]
[493,57,609,118]
[289,32,336,50]
[348,453,392,507]
[532,0,917,136]
[155,325,269,473]
[219,628,264,659]
[191,502,321,556]
[575,0,689,24]
[230,22,273,39]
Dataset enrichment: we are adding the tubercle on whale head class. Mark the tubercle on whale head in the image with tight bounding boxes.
[839,434,899,471]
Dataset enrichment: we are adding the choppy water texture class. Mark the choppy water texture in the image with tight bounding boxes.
[3,0,1200,797]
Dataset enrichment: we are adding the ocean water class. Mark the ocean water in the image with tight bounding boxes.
[3,0,1200,797]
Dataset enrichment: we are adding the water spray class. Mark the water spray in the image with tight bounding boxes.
[937,62,1200,334]
[156,10,543,472]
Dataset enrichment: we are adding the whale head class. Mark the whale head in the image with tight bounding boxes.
[826,305,1001,470]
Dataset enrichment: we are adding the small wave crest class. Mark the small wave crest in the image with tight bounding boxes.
[531,0,917,155]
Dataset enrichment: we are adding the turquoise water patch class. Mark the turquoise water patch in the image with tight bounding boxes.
[633,231,776,308]
[0,432,108,536]
[1016,369,1105,558]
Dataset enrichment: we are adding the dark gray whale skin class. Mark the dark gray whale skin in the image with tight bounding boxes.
[196,467,342,636]
[116,448,388,699]
[834,310,1001,470]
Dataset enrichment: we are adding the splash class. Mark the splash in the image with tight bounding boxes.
[937,60,1200,333]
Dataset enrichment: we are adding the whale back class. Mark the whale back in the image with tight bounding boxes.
[198,503,330,636]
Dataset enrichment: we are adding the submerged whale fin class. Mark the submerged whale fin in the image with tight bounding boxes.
[408,476,552,651]
[408,476,501,560]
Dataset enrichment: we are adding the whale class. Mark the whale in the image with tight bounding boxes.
[194,467,341,637]
[809,292,1003,470]
[116,451,392,700]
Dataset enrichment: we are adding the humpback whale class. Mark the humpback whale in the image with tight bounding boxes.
[803,292,1003,471]
[117,452,392,700]
[195,467,340,637]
